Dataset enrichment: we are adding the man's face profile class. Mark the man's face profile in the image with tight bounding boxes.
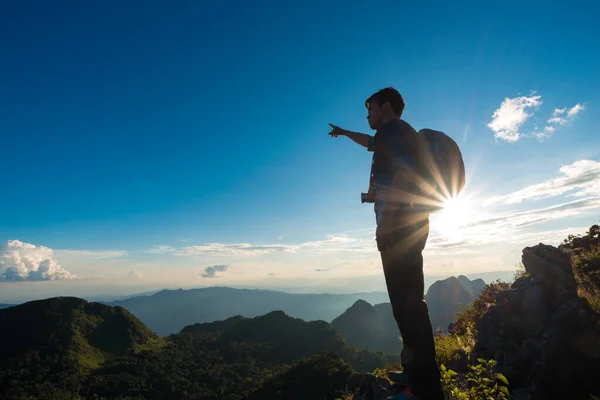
[366,100,389,130]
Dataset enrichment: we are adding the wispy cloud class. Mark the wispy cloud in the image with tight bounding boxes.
[55,249,128,259]
[145,245,177,254]
[177,243,299,256]
[1,240,76,281]
[484,160,600,206]
[544,103,585,132]
[487,94,542,142]
[201,264,229,278]
[148,234,365,257]
[301,235,356,248]
[428,222,593,252]
[471,197,600,230]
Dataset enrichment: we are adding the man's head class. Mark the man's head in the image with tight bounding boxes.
[365,87,406,130]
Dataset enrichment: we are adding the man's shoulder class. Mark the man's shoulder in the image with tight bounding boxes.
[378,118,417,137]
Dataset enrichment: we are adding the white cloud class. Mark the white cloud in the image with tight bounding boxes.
[127,270,143,279]
[488,94,585,141]
[484,159,600,206]
[0,240,76,281]
[487,94,542,142]
[201,264,229,278]
[547,116,567,125]
[567,103,585,117]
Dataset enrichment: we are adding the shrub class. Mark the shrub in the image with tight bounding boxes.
[572,247,600,315]
[441,358,509,400]
[512,261,529,281]
[561,223,600,315]
[452,280,510,338]
[434,328,475,370]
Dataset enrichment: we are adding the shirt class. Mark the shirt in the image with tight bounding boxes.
[367,118,420,215]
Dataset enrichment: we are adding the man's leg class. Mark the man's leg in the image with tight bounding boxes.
[379,216,445,400]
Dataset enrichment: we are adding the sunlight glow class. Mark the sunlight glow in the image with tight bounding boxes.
[432,195,476,240]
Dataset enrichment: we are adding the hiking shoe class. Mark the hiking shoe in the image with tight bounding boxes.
[387,370,410,385]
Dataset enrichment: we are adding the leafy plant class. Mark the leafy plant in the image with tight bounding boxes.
[440,358,509,400]
[572,247,600,315]
[371,367,389,380]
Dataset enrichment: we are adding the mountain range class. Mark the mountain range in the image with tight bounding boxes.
[101,276,484,336]
[107,287,392,335]
[0,274,485,342]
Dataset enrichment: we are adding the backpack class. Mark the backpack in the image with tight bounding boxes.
[415,129,466,214]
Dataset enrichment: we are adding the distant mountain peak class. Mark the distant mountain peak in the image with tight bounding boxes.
[350,299,373,309]
[334,299,377,320]
[264,309,288,317]
[330,298,398,354]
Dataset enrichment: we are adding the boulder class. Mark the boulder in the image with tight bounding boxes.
[522,243,577,300]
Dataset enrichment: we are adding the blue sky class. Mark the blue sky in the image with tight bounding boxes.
[1,0,599,301]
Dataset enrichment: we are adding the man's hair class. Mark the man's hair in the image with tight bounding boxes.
[365,87,406,118]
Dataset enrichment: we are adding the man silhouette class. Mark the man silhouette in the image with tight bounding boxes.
[329,87,446,400]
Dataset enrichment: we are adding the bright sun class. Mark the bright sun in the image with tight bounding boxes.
[433,195,474,240]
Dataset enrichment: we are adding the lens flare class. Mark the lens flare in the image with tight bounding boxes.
[432,195,474,240]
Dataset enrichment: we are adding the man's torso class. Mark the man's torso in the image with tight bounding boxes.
[371,119,420,217]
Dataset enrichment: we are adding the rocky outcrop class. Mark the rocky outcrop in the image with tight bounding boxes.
[473,243,600,400]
